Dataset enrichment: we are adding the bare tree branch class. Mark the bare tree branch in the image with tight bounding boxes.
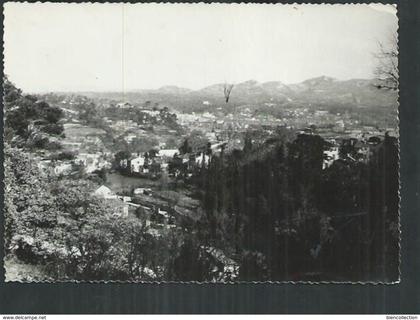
[223,83,234,103]
[374,35,398,91]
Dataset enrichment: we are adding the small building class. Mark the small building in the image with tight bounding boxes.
[355,141,370,162]
[94,185,118,200]
[133,187,152,195]
[131,155,146,173]
[120,196,132,202]
[120,158,129,169]
[116,102,132,109]
[124,134,137,143]
[53,162,73,176]
[158,141,167,149]
[322,147,340,170]
[158,149,179,159]
[76,153,111,173]
[152,209,176,229]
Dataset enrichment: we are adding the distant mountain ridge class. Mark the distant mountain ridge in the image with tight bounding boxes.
[188,76,396,108]
[78,76,397,111]
[160,76,391,101]
[154,76,374,95]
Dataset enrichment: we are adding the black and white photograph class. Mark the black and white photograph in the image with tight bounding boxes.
[3,3,399,283]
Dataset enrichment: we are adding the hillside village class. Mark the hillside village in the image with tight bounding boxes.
[40,80,398,230]
[39,79,397,188]
[4,77,399,282]
[41,84,397,245]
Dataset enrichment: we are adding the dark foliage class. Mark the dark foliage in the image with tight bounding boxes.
[191,131,399,282]
[4,77,65,149]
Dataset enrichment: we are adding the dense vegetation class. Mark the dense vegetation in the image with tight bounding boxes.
[4,145,192,281]
[189,131,399,281]
[4,77,64,150]
[3,79,190,281]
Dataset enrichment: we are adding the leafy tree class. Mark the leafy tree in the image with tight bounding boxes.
[114,150,132,172]
[4,77,64,148]
[78,102,99,125]
[179,130,209,154]
[179,139,192,155]
[239,251,269,281]
[192,130,399,281]
[41,123,65,136]
[4,145,60,261]
[129,136,159,154]
[168,235,210,281]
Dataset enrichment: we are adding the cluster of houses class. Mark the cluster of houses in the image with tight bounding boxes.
[37,158,74,176]
[119,149,176,175]
[108,119,138,133]
[75,152,112,173]
[92,184,178,233]
[91,184,240,280]
[322,135,388,169]
[92,185,240,280]
[38,151,112,177]
[119,148,211,177]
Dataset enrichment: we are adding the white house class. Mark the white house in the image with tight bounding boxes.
[76,153,111,173]
[54,163,73,176]
[322,147,340,169]
[195,153,210,166]
[124,134,137,143]
[158,149,178,159]
[131,155,146,173]
[116,102,132,109]
[142,110,160,117]
[94,185,118,199]
[134,187,152,195]
[158,209,169,218]
[116,195,133,202]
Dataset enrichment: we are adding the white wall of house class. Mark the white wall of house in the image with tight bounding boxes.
[322,147,339,170]
[195,153,210,166]
[131,156,145,173]
[158,149,178,158]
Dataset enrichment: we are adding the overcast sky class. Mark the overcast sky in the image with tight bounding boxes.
[4,3,397,92]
